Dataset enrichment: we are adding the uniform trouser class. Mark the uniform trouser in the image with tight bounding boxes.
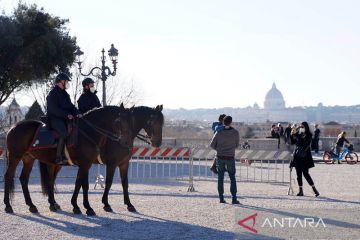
[49,119,67,138]
[295,166,314,187]
[217,158,237,199]
[50,119,67,160]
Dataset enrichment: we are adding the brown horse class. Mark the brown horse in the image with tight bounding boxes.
[40,105,164,213]
[3,104,133,215]
[100,105,164,212]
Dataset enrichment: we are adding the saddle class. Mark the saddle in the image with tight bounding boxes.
[28,117,78,151]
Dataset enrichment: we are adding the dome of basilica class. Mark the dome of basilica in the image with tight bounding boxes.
[264,83,285,110]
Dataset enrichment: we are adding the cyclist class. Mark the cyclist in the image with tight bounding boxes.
[334,131,350,164]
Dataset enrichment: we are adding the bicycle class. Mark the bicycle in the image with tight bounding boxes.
[323,144,358,164]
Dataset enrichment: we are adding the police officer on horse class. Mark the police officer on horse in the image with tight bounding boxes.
[46,73,81,165]
[77,77,101,114]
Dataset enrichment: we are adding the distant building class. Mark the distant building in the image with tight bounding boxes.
[264,83,286,110]
[1,98,25,132]
[164,82,360,124]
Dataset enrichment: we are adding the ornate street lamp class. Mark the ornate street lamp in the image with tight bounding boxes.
[74,44,118,106]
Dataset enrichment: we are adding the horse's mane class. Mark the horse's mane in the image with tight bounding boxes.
[134,106,164,125]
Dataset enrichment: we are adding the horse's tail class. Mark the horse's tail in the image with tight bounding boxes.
[39,161,50,196]
[39,162,60,196]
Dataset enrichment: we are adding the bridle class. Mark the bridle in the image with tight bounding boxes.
[135,114,160,145]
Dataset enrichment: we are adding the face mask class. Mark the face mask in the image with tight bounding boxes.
[299,128,305,134]
[90,87,96,93]
[64,82,70,89]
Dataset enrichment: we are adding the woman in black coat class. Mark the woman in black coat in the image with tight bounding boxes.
[290,121,320,197]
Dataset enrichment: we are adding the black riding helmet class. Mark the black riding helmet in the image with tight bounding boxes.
[82,77,95,87]
[55,73,71,83]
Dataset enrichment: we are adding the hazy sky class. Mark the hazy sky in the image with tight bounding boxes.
[2,0,360,109]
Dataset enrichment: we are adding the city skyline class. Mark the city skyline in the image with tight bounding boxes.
[2,0,360,109]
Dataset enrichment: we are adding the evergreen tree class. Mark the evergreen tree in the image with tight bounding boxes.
[25,101,44,120]
[0,3,77,106]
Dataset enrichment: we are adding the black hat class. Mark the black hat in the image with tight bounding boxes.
[82,77,95,87]
[55,73,71,82]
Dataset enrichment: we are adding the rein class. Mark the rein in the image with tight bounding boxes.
[79,117,123,142]
[136,133,151,145]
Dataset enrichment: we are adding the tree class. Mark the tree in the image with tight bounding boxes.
[0,3,77,106]
[25,100,44,120]
[243,127,255,139]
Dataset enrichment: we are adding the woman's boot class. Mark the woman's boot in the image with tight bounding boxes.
[296,187,304,196]
[312,186,320,197]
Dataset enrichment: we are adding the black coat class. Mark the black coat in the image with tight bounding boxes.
[290,133,315,169]
[46,85,79,120]
[77,90,102,114]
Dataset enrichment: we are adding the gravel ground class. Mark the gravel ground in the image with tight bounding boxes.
[0,163,359,240]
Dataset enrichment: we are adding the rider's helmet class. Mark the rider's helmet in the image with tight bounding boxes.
[55,73,71,83]
[82,77,95,87]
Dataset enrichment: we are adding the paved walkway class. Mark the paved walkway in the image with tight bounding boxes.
[0,163,359,239]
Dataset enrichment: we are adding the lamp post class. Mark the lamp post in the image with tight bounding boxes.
[74,44,118,106]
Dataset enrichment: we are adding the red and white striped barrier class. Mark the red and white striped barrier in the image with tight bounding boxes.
[131,147,190,158]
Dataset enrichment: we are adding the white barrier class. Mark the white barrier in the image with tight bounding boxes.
[128,147,292,191]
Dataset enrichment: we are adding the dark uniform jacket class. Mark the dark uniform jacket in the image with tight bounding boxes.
[77,90,102,114]
[46,85,79,137]
[290,133,315,169]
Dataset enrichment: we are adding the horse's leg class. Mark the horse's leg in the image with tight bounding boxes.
[52,165,62,210]
[71,168,84,215]
[19,157,38,213]
[102,164,117,212]
[81,168,96,216]
[119,159,136,212]
[46,165,60,212]
[3,154,20,214]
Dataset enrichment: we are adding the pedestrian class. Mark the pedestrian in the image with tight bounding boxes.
[290,121,320,197]
[46,73,81,165]
[284,123,292,145]
[312,124,320,154]
[210,115,240,204]
[77,77,102,114]
[210,114,226,174]
[334,131,350,164]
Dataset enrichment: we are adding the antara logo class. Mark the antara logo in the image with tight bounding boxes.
[237,213,327,234]
[237,213,258,233]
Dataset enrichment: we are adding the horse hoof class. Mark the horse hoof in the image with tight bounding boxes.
[49,205,57,212]
[29,206,38,213]
[54,203,61,210]
[5,206,14,214]
[127,206,137,212]
[86,209,96,216]
[73,207,82,215]
[103,205,113,212]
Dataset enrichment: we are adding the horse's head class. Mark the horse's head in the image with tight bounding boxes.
[113,103,133,147]
[142,105,164,147]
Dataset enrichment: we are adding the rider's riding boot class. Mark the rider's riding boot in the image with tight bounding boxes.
[55,137,68,165]
[210,161,218,174]
[296,187,304,196]
[312,186,320,197]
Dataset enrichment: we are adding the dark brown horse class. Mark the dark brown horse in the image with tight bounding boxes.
[3,104,133,215]
[100,105,164,212]
[41,105,164,214]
